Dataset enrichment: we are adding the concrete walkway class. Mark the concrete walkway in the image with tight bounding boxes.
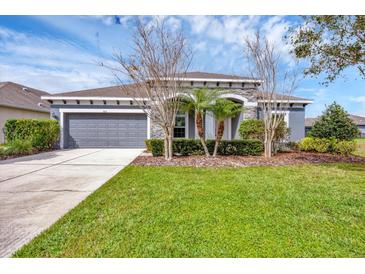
[0,148,142,257]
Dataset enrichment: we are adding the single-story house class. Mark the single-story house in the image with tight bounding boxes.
[0,82,50,143]
[42,72,313,149]
[305,114,365,137]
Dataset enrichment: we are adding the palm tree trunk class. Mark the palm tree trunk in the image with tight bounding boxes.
[196,112,210,156]
[213,120,224,157]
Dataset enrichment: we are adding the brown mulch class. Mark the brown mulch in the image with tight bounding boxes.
[131,152,365,168]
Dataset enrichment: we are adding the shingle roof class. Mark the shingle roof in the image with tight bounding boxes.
[254,92,312,102]
[0,82,50,113]
[48,83,139,98]
[175,71,258,81]
[305,114,365,127]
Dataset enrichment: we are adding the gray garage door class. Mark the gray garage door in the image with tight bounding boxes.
[65,113,147,148]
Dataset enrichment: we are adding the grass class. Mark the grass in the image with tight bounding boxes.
[353,138,365,157]
[14,163,365,258]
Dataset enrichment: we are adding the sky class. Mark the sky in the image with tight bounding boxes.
[0,15,364,118]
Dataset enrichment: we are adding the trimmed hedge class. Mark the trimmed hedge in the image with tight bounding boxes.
[146,138,264,157]
[4,119,60,150]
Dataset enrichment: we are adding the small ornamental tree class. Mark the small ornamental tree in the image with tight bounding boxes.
[180,88,224,156]
[239,119,265,140]
[309,102,360,140]
[210,99,242,157]
[239,118,289,142]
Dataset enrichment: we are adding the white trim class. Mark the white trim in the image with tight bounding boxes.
[42,96,148,101]
[59,111,64,149]
[58,108,148,149]
[147,116,151,139]
[161,77,263,83]
[219,93,258,107]
[258,99,313,104]
[275,110,290,126]
[185,111,189,138]
[59,108,145,114]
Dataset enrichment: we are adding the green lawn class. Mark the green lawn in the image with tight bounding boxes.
[14,164,365,258]
[353,138,365,157]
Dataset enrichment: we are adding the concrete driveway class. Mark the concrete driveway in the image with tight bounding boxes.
[0,148,142,257]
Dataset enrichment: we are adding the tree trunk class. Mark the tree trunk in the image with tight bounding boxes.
[264,130,272,158]
[196,112,210,156]
[213,120,224,157]
[163,127,173,161]
[167,130,173,161]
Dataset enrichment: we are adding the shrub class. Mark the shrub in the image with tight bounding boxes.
[208,139,263,156]
[146,138,263,157]
[144,139,153,152]
[298,137,333,153]
[298,137,356,155]
[333,140,357,156]
[4,119,59,150]
[287,141,299,151]
[239,119,265,140]
[3,139,34,156]
[309,102,360,140]
[239,119,290,142]
[173,139,204,156]
[148,139,164,156]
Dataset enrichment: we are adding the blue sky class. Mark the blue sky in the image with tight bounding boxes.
[0,15,364,118]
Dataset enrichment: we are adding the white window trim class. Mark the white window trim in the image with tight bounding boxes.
[275,110,290,126]
[174,111,189,138]
[58,108,149,149]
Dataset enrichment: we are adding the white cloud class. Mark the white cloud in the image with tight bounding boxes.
[165,16,182,32]
[351,96,365,116]
[193,41,207,51]
[184,15,294,66]
[0,26,115,93]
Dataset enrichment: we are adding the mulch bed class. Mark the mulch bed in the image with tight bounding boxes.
[131,152,365,168]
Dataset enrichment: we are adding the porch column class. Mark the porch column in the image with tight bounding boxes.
[205,111,215,140]
[233,111,244,139]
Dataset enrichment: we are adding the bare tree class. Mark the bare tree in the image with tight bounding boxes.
[244,33,299,158]
[110,18,192,160]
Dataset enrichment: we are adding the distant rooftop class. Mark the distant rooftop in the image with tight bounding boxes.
[305,114,365,127]
[0,82,50,113]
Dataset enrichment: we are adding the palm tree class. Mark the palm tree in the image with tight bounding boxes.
[210,99,243,157]
[180,88,223,156]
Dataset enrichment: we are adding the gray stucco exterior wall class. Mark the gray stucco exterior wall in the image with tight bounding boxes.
[288,108,305,141]
[258,107,306,142]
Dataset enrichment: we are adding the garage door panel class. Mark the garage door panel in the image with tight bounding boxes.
[66,113,147,148]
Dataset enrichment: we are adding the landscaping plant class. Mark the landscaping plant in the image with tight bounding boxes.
[239,118,290,154]
[308,102,360,140]
[5,119,60,150]
[244,33,299,158]
[180,88,224,156]
[210,99,242,157]
[146,138,263,157]
[111,18,192,161]
[298,137,357,155]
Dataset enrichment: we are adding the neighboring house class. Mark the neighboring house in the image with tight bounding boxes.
[305,114,365,137]
[42,72,313,149]
[0,82,50,143]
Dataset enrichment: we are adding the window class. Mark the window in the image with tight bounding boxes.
[174,111,186,138]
